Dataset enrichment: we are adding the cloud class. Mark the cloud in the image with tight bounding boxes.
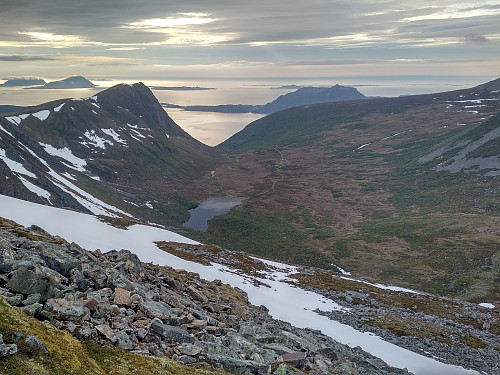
[0,55,56,61]
[464,34,488,43]
[0,1,498,79]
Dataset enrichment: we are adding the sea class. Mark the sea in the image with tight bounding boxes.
[1,75,496,146]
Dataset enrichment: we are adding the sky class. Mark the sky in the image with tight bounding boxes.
[1,0,500,81]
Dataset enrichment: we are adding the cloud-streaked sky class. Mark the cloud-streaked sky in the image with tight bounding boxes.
[1,0,499,80]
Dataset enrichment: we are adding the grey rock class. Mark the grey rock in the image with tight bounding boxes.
[39,243,80,277]
[177,343,202,356]
[21,302,43,316]
[5,294,23,306]
[6,267,54,301]
[115,331,135,350]
[25,336,49,355]
[44,296,85,320]
[139,300,171,319]
[22,292,41,306]
[282,351,307,369]
[150,319,194,343]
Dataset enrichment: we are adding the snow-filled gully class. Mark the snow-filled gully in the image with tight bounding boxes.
[0,194,480,375]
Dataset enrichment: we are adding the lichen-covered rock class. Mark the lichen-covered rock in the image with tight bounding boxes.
[150,319,194,344]
[6,267,54,301]
[44,296,84,320]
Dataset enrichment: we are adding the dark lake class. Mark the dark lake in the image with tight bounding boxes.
[183,197,243,231]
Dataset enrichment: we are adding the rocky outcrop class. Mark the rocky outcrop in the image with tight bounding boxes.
[0,218,410,375]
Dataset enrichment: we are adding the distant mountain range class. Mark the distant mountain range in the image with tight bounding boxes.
[162,84,365,114]
[0,77,46,87]
[26,75,95,89]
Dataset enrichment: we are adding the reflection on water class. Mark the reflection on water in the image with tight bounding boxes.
[166,108,263,146]
[183,197,243,231]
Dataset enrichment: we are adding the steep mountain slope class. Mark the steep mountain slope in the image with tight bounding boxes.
[201,78,500,301]
[0,83,221,224]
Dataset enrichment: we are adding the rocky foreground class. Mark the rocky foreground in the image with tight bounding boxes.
[0,217,410,375]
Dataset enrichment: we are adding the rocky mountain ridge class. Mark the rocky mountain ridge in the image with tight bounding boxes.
[0,216,411,375]
[0,82,220,223]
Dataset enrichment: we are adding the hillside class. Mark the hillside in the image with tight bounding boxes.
[202,78,500,301]
[0,83,221,225]
[0,200,498,375]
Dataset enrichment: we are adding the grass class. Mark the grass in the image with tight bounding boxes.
[190,207,336,270]
[0,297,230,375]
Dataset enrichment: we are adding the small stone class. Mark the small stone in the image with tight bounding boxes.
[21,303,43,317]
[114,287,131,307]
[12,332,24,341]
[282,351,307,369]
[177,343,202,356]
[139,301,171,319]
[84,298,99,310]
[186,319,207,331]
[95,324,117,343]
[5,294,23,306]
[22,293,41,306]
[25,336,49,355]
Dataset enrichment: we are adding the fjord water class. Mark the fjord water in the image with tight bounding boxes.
[1,76,494,146]
[183,197,243,231]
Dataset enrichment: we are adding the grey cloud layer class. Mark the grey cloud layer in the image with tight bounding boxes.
[0,0,499,78]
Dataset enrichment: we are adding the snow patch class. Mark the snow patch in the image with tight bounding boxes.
[130,129,146,139]
[32,110,50,121]
[0,148,36,178]
[340,276,425,295]
[84,130,113,149]
[39,143,87,172]
[357,143,371,150]
[18,176,51,200]
[5,114,29,126]
[101,128,127,144]
[54,103,65,112]
[478,303,495,309]
[62,172,76,180]
[0,124,14,138]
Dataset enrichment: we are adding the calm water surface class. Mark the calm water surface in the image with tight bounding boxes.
[183,197,243,231]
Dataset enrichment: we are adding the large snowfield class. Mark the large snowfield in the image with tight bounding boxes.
[0,194,480,375]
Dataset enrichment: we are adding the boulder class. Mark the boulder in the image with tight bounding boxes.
[44,296,85,320]
[6,267,54,301]
[150,319,194,343]
[39,243,80,277]
[25,336,49,355]
[282,351,307,369]
[139,301,171,319]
